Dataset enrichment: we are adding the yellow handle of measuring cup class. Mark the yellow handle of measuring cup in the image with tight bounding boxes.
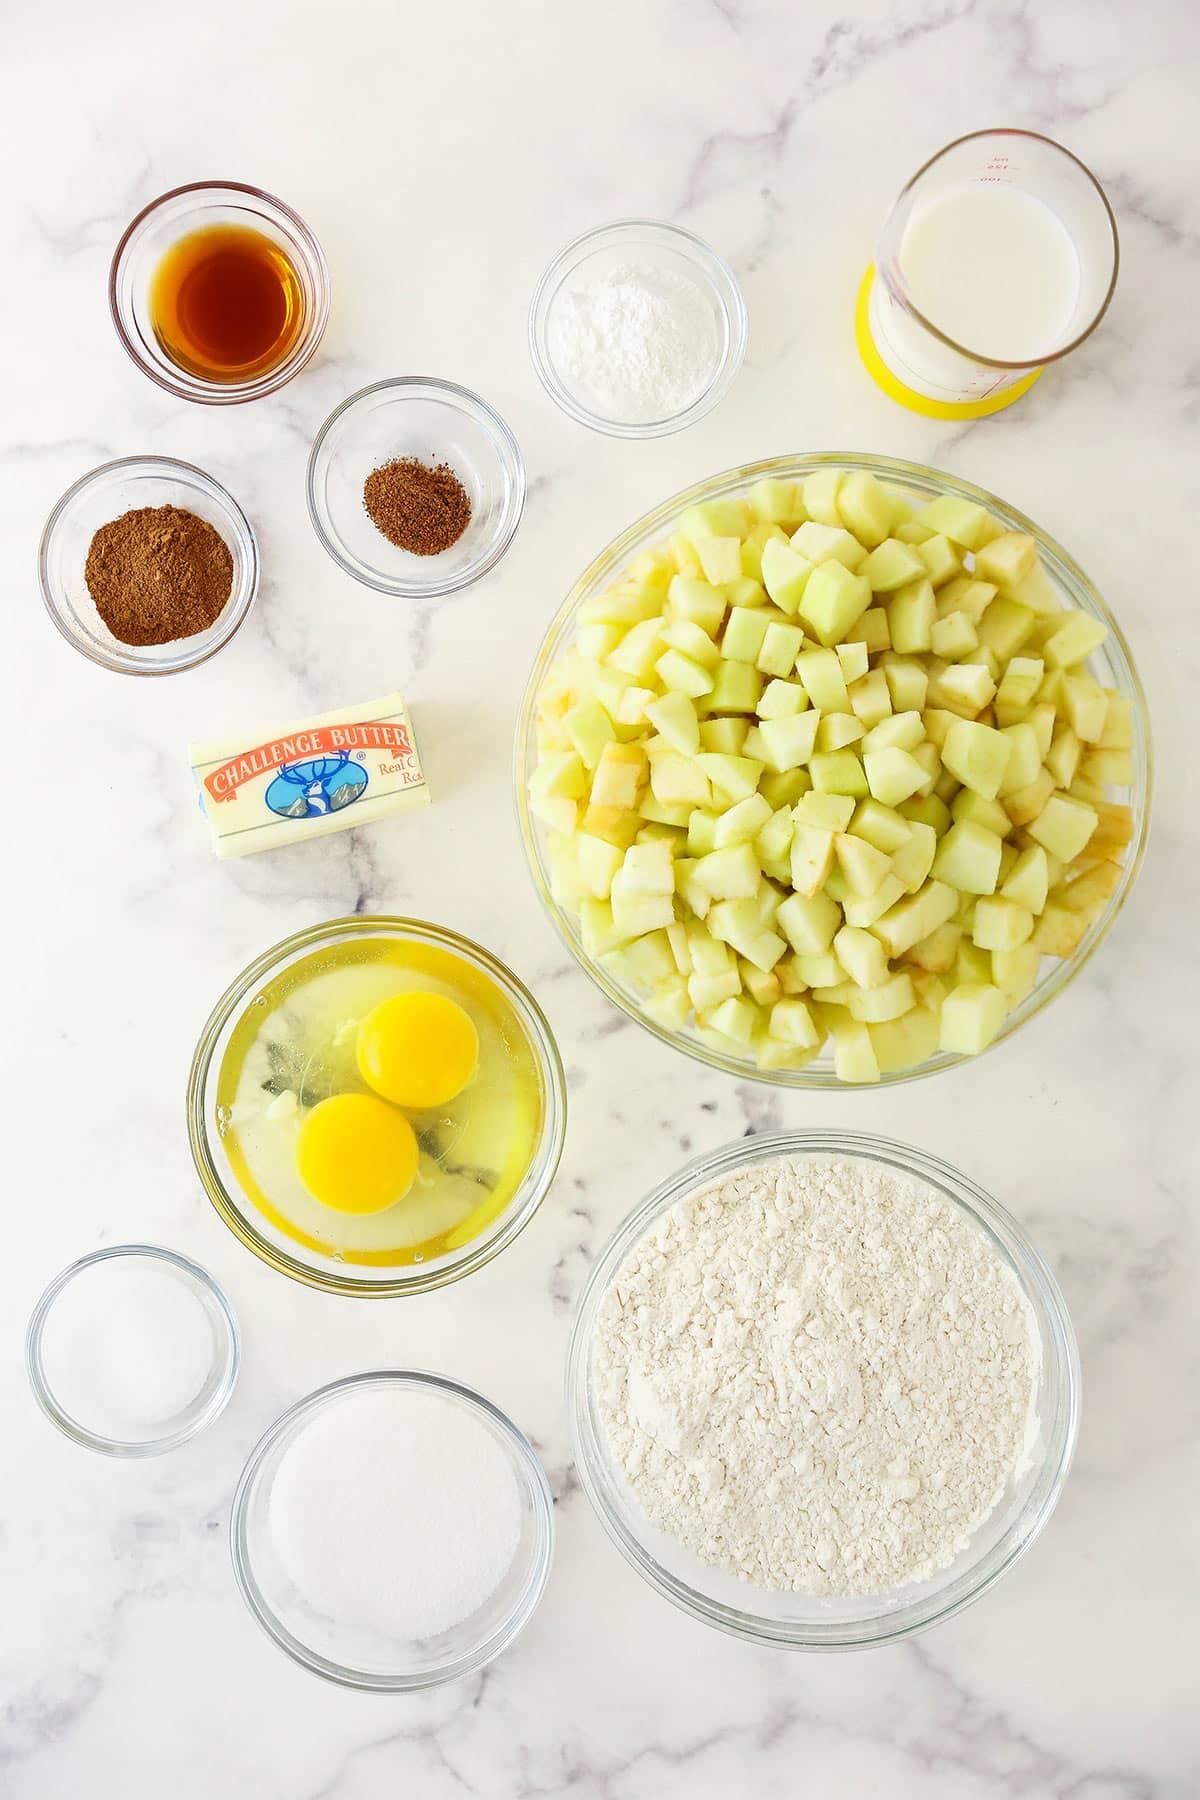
[855,266,1043,420]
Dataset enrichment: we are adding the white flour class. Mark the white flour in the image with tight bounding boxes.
[594,1156,1039,1596]
[549,263,721,423]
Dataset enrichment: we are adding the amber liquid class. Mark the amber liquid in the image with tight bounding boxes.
[149,224,304,382]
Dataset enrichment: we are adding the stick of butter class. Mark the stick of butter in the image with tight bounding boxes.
[189,692,429,857]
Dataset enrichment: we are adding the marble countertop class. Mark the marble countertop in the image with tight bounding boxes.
[5,0,1197,1793]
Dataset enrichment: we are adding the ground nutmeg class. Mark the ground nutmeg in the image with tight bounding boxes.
[84,505,234,646]
[362,458,472,556]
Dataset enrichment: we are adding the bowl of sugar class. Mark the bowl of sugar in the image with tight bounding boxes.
[26,1245,240,1456]
[230,1371,555,1690]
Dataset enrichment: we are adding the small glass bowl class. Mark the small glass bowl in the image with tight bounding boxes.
[568,1130,1080,1651]
[26,1245,240,1458]
[187,916,566,1297]
[528,219,748,438]
[109,180,330,404]
[306,378,526,596]
[231,1370,555,1690]
[39,456,259,675]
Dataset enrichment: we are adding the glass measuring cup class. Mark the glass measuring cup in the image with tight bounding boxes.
[857,130,1118,419]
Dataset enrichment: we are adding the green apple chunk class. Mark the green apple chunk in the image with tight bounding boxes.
[836,470,896,546]
[861,538,926,592]
[760,539,815,615]
[939,983,1008,1055]
[942,719,1012,800]
[777,889,842,952]
[972,896,1034,951]
[758,711,820,773]
[932,820,1004,895]
[797,561,872,647]
[914,497,1001,551]
[1028,793,1099,862]
[862,746,928,807]
[791,520,868,571]
[834,923,890,989]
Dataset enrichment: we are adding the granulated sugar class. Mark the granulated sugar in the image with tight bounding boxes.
[549,263,721,423]
[594,1155,1039,1597]
[40,1257,214,1440]
[270,1385,522,1641]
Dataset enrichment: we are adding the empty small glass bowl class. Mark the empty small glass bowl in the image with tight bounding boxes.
[39,456,259,674]
[109,180,330,404]
[568,1130,1080,1650]
[231,1370,555,1690]
[528,219,748,438]
[26,1245,240,1457]
[306,378,526,596]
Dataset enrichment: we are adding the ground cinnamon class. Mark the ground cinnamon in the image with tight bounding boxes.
[362,458,471,556]
[84,505,234,646]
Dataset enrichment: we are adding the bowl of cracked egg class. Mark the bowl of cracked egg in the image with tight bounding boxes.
[188,917,566,1295]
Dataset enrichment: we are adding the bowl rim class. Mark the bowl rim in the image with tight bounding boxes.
[566,1128,1082,1650]
[187,914,567,1296]
[108,178,331,405]
[514,450,1153,1087]
[38,454,260,676]
[25,1243,241,1457]
[527,217,749,439]
[229,1368,556,1691]
[305,375,527,596]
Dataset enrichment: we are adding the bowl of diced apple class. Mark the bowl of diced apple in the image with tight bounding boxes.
[516,454,1150,1086]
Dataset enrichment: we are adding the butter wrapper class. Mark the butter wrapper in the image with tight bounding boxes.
[190,693,429,858]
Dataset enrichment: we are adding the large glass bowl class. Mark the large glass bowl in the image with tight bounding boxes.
[187,917,566,1297]
[516,452,1151,1086]
[567,1130,1080,1650]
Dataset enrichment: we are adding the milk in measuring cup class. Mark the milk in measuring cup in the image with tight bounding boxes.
[900,185,1080,364]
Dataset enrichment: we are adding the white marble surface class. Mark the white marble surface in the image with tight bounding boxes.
[4,0,1198,1792]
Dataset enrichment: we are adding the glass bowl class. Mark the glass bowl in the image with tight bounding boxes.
[230,1370,555,1690]
[306,378,526,596]
[568,1130,1080,1651]
[187,916,566,1297]
[515,451,1152,1087]
[528,219,748,438]
[39,456,259,675]
[109,180,330,404]
[26,1245,240,1457]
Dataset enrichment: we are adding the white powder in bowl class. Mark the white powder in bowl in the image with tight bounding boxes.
[269,1385,523,1642]
[549,263,722,423]
[594,1156,1040,1598]
[39,1258,215,1441]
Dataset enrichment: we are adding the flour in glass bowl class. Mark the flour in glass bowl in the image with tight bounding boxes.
[549,263,722,423]
[594,1156,1040,1597]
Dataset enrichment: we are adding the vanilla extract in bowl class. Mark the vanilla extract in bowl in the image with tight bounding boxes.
[149,224,305,383]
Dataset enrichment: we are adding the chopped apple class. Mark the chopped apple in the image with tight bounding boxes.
[798,561,872,647]
[888,578,936,653]
[1028,793,1098,862]
[795,647,849,711]
[972,896,1034,951]
[862,537,925,592]
[791,520,867,571]
[760,538,815,615]
[939,983,1008,1054]
[974,531,1037,587]
[777,889,842,952]
[941,719,1012,800]
[932,820,1003,894]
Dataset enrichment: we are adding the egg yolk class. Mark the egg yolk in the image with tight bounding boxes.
[296,1093,419,1214]
[356,991,480,1110]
